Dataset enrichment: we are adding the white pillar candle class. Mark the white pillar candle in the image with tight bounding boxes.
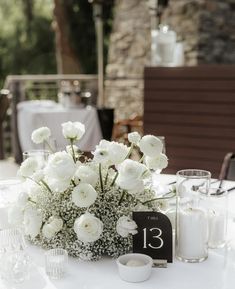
[177,208,208,260]
[157,27,176,64]
[208,210,226,248]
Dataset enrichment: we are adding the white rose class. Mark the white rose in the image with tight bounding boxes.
[139,135,163,157]
[42,224,56,239]
[116,216,138,237]
[145,153,168,170]
[74,165,98,187]
[72,183,97,208]
[23,207,42,238]
[18,157,39,178]
[31,127,51,144]
[32,170,44,182]
[62,121,85,141]
[8,205,24,226]
[44,151,76,181]
[92,140,111,165]
[116,159,147,192]
[74,213,103,243]
[108,142,129,165]
[128,132,141,145]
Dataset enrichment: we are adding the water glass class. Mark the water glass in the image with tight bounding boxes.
[45,248,68,279]
[176,169,211,263]
[23,149,50,169]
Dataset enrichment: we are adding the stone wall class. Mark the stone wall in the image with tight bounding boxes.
[105,0,151,120]
[162,0,235,64]
[105,0,235,121]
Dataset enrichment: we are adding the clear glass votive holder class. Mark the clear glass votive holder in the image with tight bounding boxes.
[176,169,211,263]
[0,228,26,253]
[23,149,50,169]
[207,188,228,249]
[45,248,68,279]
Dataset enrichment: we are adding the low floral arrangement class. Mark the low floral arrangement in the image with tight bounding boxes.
[9,122,170,260]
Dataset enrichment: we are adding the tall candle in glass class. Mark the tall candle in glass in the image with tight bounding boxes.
[176,169,211,263]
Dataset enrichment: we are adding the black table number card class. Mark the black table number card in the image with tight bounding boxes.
[132,211,173,263]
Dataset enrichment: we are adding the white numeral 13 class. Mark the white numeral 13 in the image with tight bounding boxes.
[143,227,164,249]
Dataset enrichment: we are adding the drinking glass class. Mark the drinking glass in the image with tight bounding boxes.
[0,228,30,283]
[45,248,68,279]
[176,169,211,263]
[23,149,50,169]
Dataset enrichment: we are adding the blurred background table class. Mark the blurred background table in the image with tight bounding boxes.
[17,100,102,153]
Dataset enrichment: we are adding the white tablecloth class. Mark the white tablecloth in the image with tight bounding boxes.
[17,101,102,152]
[1,175,235,289]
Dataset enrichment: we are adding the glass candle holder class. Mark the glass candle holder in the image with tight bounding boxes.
[45,248,68,279]
[176,169,211,263]
[207,188,228,249]
[23,149,50,169]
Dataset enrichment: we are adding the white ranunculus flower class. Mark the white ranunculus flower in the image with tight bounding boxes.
[92,140,111,165]
[18,192,29,207]
[72,183,97,208]
[31,127,51,144]
[42,224,56,239]
[62,121,85,141]
[45,177,70,192]
[74,213,103,243]
[116,216,138,237]
[32,170,44,182]
[145,153,168,170]
[42,216,63,239]
[66,144,79,156]
[28,184,43,202]
[18,157,39,178]
[49,216,63,232]
[74,165,98,187]
[44,151,76,181]
[108,142,129,165]
[128,132,141,145]
[116,159,147,192]
[23,207,42,238]
[8,205,24,226]
[139,135,163,157]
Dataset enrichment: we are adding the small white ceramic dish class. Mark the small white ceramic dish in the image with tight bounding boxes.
[116,253,153,283]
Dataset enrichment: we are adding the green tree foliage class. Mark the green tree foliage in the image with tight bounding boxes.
[0,0,56,87]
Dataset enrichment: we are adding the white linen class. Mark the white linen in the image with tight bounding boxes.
[1,174,235,289]
[17,101,102,152]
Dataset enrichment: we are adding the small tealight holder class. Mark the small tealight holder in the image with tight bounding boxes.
[116,253,153,283]
[45,248,68,279]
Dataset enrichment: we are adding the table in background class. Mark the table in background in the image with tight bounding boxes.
[17,100,102,153]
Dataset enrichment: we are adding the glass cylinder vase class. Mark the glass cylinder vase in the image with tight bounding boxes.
[176,169,211,263]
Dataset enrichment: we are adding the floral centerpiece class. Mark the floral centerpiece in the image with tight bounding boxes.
[9,122,171,261]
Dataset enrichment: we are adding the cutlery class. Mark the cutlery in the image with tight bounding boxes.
[212,186,235,196]
[192,179,219,191]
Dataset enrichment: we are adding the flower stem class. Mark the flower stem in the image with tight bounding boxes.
[118,190,126,205]
[110,172,118,187]
[45,140,54,153]
[99,163,104,193]
[41,180,53,194]
[104,169,109,185]
[139,155,144,163]
[70,139,76,163]
[125,143,134,159]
